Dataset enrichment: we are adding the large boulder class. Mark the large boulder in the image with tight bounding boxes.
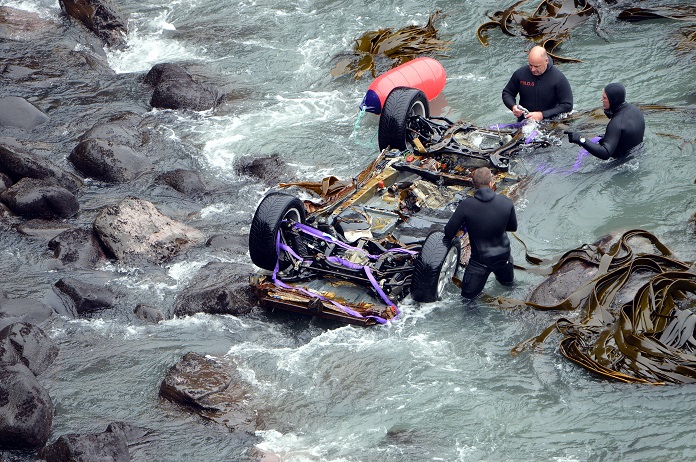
[159,352,259,434]
[0,363,53,450]
[68,138,153,183]
[173,262,257,317]
[234,154,291,186]
[48,227,108,268]
[0,142,83,192]
[38,423,129,462]
[144,63,221,111]
[53,277,118,316]
[58,0,127,48]
[0,96,49,131]
[0,322,58,376]
[0,177,79,219]
[93,196,205,265]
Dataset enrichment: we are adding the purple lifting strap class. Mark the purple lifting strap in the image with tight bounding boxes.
[270,223,404,324]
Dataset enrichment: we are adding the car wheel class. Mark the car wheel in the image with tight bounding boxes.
[378,86,430,151]
[411,231,461,302]
[249,192,306,271]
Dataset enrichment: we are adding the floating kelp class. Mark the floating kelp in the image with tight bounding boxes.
[617,5,696,22]
[476,0,596,62]
[675,24,696,54]
[501,229,696,384]
[331,11,451,81]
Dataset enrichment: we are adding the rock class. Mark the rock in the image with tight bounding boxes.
[0,322,58,376]
[38,423,130,462]
[0,172,11,192]
[58,0,128,49]
[173,262,257,317]
[159,352,259,434]
[0,294,55,332]
[0,96,49,131]
[48,227,108,268]
[16,219,74,239]
[0,177,79,219]
[0,143,83,192]
[526,259,598,306]
[0,7,62,42]
[78,114,142,146]
[68,138,153,183]
[144,63,221,111]
[133,304,164,323]
[53,277,117,316]
[93,196,205,265]
[205,233,249,255]
[0,363,53,450]
[234,154,290,185]
[156,169,207,196]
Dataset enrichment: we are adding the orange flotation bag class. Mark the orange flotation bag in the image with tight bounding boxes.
[359,57,447,115]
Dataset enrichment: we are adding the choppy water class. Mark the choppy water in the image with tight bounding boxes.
[1,0,695,460]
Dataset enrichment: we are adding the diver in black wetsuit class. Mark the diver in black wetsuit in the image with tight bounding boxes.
[565,82,645,160]
[502,46,574,122]
[443,167,518,299]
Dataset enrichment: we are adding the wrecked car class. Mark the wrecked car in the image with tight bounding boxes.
[248,86,558,326]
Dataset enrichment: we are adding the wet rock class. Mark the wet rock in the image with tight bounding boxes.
[234,154,290,185]
[16,219,74,239]
[0,142,83,192]
[0,294,55,332]
[0,172,11,192]
[0,7,62,42]
[53,277,117,316]
[173,262,257,317]
[0,363,53,450]
[93,196,205,265]
[68,138,153,183]
[78,114,143,146]
[38,422,131,462]
[205,233,249,256]
[133,304,164,323]
[48,227,108,268]
[156,169,207,196]
[144,63,221,111]
[0,96,48,131]
[0,177,79,219]
[159,352,259,434]
[58,0,128,49]
[0,322,58,376]
[526,259,598,306]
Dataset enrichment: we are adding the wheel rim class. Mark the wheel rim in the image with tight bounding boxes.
[410,100,427,118]
[436,246,459,297]
[278,207,303,267]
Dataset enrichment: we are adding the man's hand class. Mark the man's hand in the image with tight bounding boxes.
[525,111,543,122]
[511,105,525,118]
[564,130,584,144]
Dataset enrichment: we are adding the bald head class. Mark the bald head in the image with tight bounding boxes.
[527,46,548,76]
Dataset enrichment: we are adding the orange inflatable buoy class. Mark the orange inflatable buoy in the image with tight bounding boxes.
[359,57,446,115]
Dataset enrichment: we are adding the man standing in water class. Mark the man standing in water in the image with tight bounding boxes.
[502,46,573,122]
[565,82,645,160]
[444,167,517,299]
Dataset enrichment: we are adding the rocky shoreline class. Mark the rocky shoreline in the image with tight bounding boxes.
[1,1,281,460]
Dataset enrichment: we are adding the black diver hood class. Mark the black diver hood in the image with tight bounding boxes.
[604,82,626,118]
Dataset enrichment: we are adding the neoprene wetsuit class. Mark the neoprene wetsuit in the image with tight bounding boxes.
[444,188,517,299]
[578,83,645,160]
[502,57,573,120]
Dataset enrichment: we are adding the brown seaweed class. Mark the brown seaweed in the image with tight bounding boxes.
[617,6,696,22]
[476,0,595,62]
[331,11,451,80]
[502,229,696,385]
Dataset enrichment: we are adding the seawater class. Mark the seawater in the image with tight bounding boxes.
[2,0,695,460]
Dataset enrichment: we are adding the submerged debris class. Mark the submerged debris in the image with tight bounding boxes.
[502,229,696,384]
[331,11,451,81]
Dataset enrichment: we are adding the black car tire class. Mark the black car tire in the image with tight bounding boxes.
[249,192,306,271]
[378,86,430,151]
[411,231,461,302]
